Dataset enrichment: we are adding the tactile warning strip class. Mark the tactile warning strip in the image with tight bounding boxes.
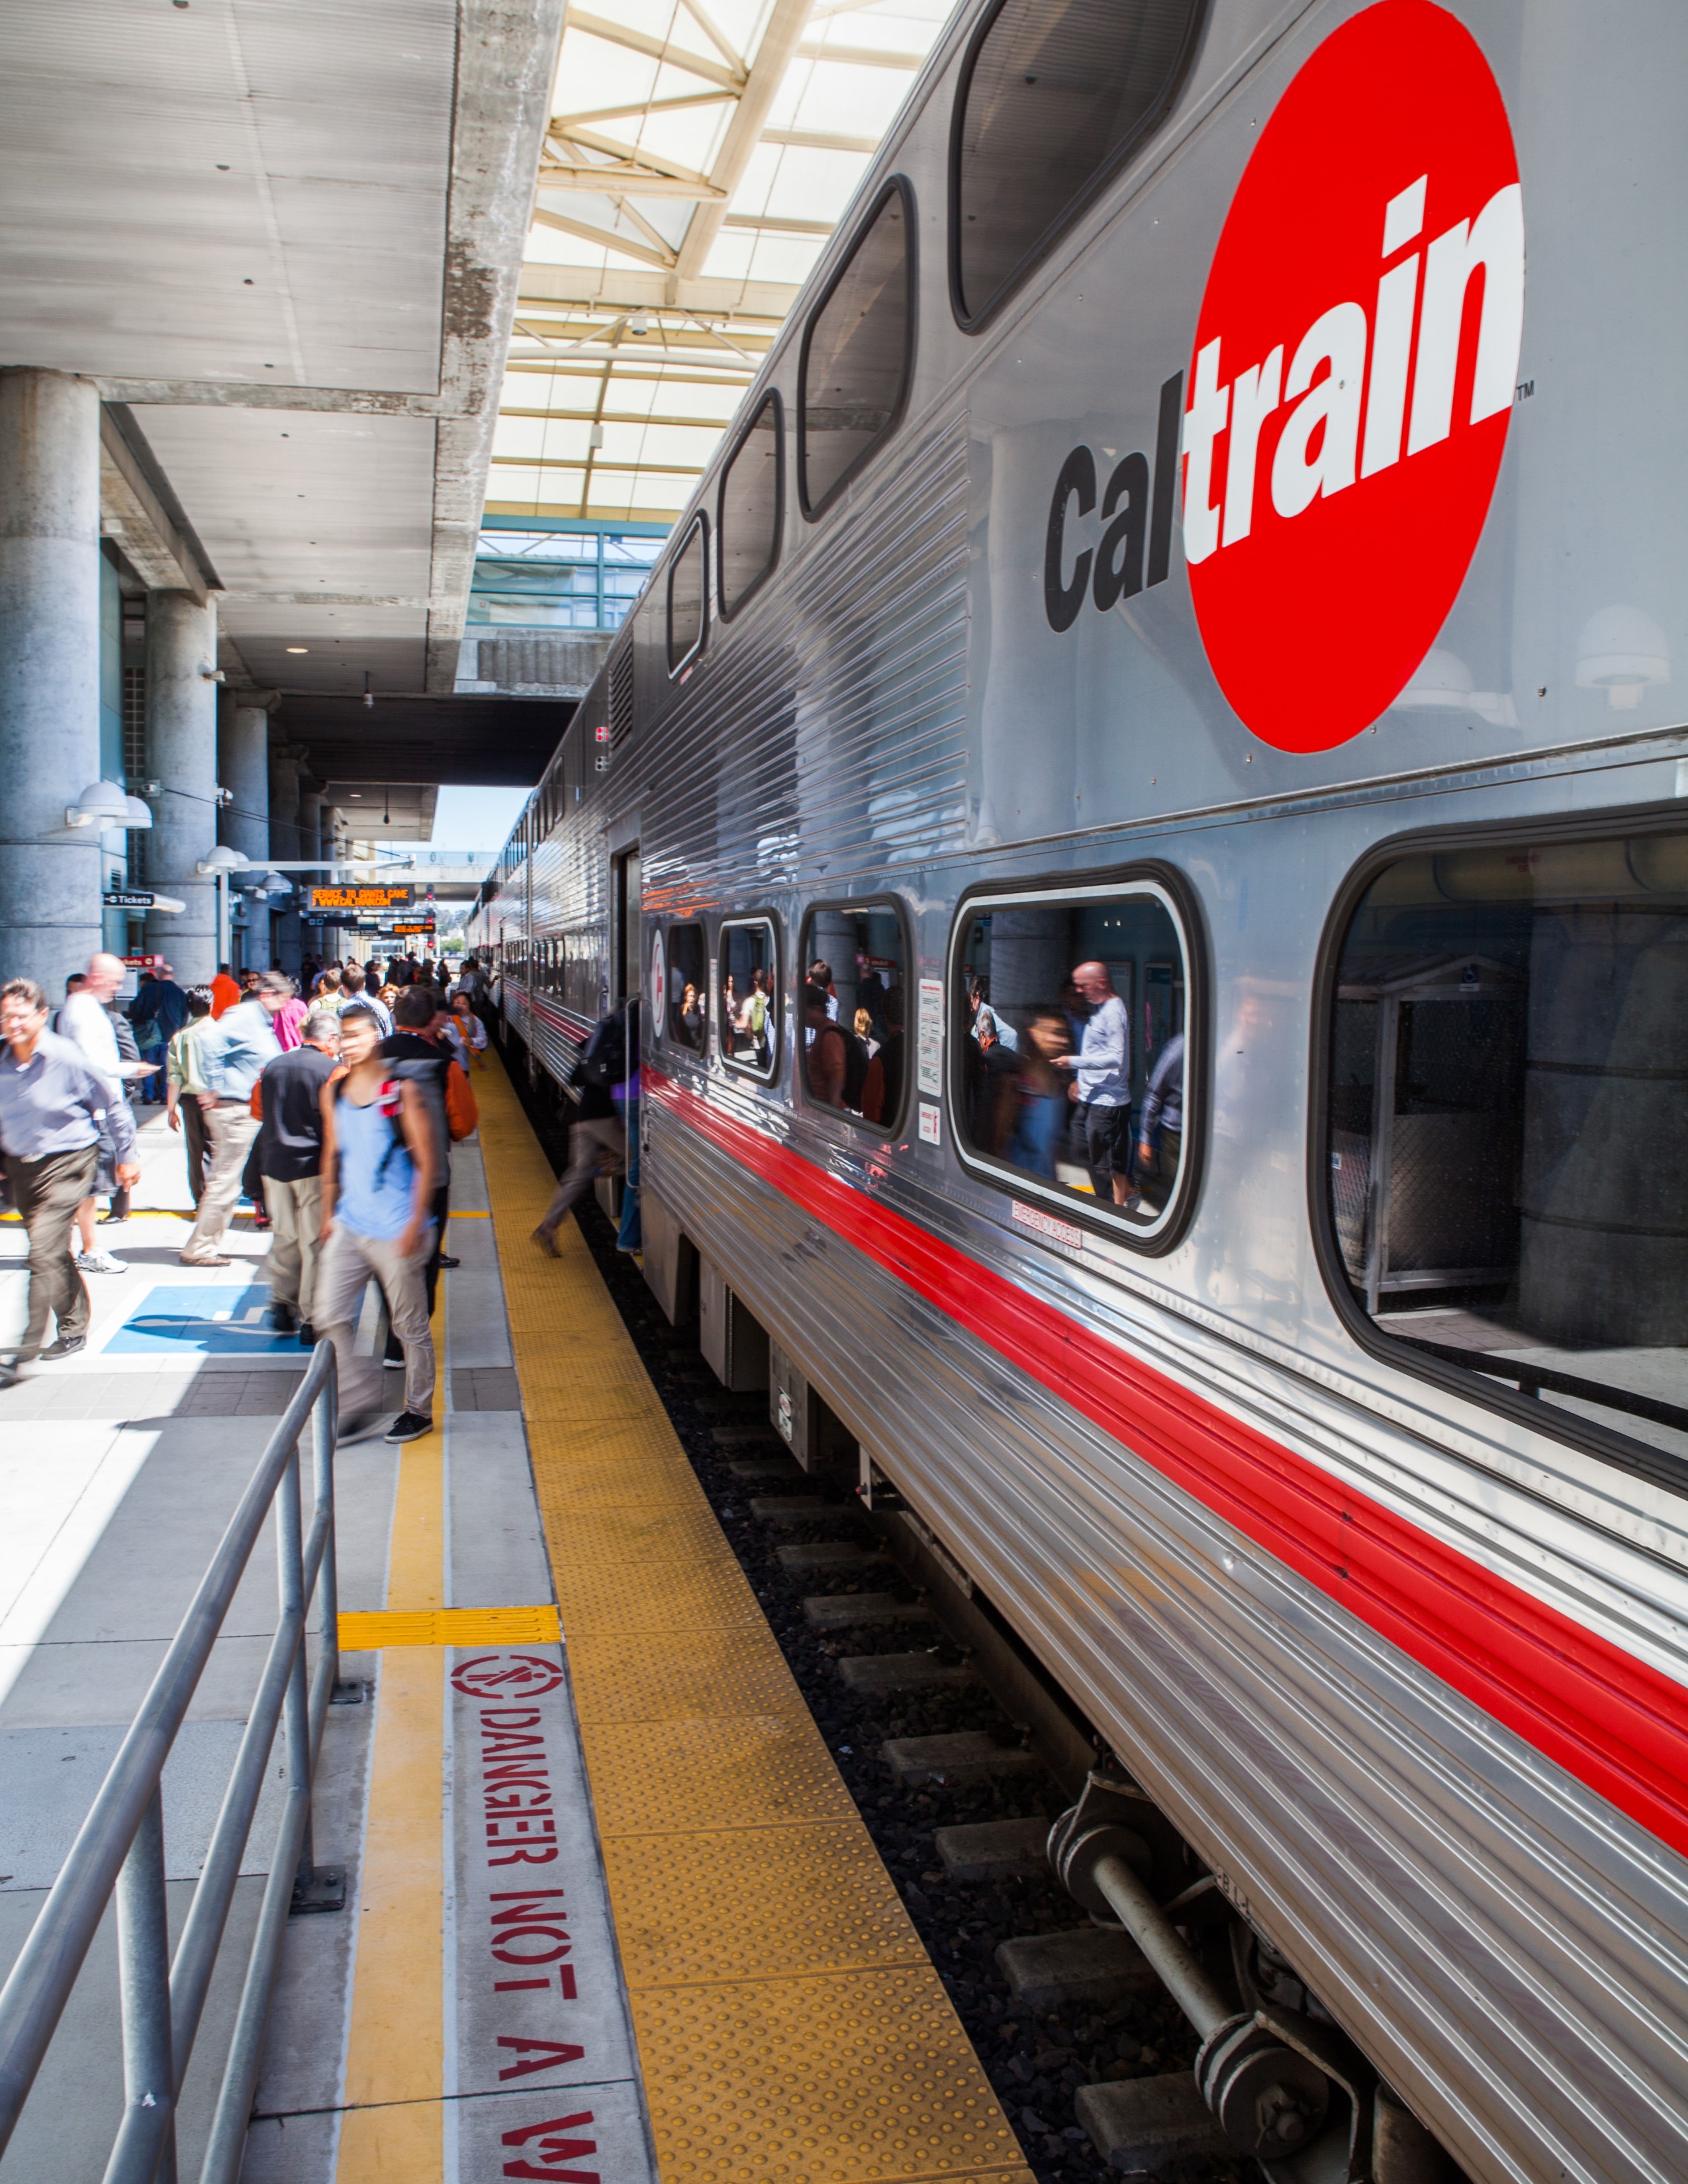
[338,1605,561,1648]
[474,1054,1034,2184]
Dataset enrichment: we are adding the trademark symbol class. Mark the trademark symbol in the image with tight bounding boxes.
[1515,379,1534,401]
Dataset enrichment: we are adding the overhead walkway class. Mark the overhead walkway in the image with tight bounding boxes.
[0,1058,1031,2184]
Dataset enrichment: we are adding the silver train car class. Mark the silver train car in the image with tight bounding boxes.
[470,1,1688,2176]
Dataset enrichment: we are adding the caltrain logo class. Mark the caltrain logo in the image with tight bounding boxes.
[1043,0,1524,758]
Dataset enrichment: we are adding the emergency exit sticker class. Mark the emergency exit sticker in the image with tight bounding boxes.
[918,1102,941,1146]
[917,978,944,1096]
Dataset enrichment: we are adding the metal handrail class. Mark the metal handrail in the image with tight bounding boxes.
[0,1339,341,2184]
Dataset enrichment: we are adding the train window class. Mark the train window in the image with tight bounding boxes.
[667,514,707,675]
[951,875,1198,1246]
[717,393,782,620]
[718,917,780,1080]
[799,180,914,520]
[950,0,1207,330]
[799,903,909,1131]
[665,922,708,1053]
[1319,823,1688,1476]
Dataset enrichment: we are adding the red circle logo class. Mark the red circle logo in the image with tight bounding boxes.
[1185,0,1523,753]
[450,1652,565,1699]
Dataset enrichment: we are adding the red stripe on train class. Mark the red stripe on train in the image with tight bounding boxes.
[647,1068,1688,1862]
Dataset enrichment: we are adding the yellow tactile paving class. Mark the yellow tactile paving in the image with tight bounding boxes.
[338,1605,561,1648]
[569,1629,803,1723]
[630,1971,1032,2184]
[475,1053,1033,2184]
[583,1717,861,1836]
[604,1822,933,1986]
[543,1555,768,1635]
[536,1456,707,1514]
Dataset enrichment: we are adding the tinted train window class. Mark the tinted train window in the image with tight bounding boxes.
[800,181,914,518]
[667,515,707,673]
[953,881,1194,1240]
[666,922,708,1052]
[718,394,782,619]
[800,904,908,1129]
[951,0,1206,328]
[719,918,780,1080]
[1323,826,1688,1472]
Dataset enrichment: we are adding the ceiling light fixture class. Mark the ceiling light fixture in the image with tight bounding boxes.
[286,645,308,654]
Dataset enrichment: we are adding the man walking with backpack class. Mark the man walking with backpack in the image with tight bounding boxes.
[532,997,630,1253]
[256,1003,340,1345]
[316,1001,437,1445]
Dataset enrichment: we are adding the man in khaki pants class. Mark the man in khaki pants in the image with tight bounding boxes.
[180,972,287,1266]
[254,1005,340,1345]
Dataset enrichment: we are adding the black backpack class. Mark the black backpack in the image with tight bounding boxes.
[573,1007,626,1090]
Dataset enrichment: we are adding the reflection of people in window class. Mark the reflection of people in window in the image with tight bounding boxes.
[806,981,846,1106]
[861,986,905,1124]
[1056,960,1133,1205]
[853,1008,879,1057]
[1137,1031,1184,1212]
[1007,1008,1071,1178]
[679,982,704,1049]
[748,968,771,1067]
[968,974,1017,1053]
[807,960,839,1024]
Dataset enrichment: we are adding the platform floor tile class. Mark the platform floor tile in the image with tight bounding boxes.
[630,1970,1033,2184]
[568,1628,803,1724]
[475,1055,1033,2184]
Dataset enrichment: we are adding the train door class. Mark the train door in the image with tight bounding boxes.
[613,845,640,1004]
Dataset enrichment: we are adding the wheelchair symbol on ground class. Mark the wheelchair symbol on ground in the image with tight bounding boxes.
[106,1286,297,1355]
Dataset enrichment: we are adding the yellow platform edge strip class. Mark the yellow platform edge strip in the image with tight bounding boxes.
[338,1605,562,1649]
[475,1048,1035,2184]
[334,1261,453,2181]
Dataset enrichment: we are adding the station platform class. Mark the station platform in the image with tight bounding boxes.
[0,1057,1033,2184]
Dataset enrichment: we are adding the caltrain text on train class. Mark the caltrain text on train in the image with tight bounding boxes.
[1044,0,1525,756]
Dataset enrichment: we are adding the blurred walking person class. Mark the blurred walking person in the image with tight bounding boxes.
[179,971,288,1265]
[316,1003,437,1446]
[165,987,215,1207]
[0,979,138,1376]
[532,998,632,1253]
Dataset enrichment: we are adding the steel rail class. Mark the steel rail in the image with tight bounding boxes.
[0,1343,340,2183]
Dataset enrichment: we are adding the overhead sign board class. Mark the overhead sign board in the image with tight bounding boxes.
[105,889,155,909]
[308,885,413,912]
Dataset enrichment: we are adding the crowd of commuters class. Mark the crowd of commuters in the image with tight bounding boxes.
[0,948,498,1444]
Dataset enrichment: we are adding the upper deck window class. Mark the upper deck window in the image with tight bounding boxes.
[1320,822,1688,1480]
[717,394,783,620]
[951,0,1207,329]
[666,515,707,675]
[799,180,914,519]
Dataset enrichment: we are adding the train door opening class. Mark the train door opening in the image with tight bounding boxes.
[613,845,640,1002]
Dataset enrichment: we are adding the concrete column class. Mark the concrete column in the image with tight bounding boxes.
[0,369,104,995]
[218,691,273,968]
[144,590,219,982]
[299,784,328,957]
[269,739,307,973]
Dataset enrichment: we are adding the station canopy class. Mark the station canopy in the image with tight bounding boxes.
[491,0,952,528]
